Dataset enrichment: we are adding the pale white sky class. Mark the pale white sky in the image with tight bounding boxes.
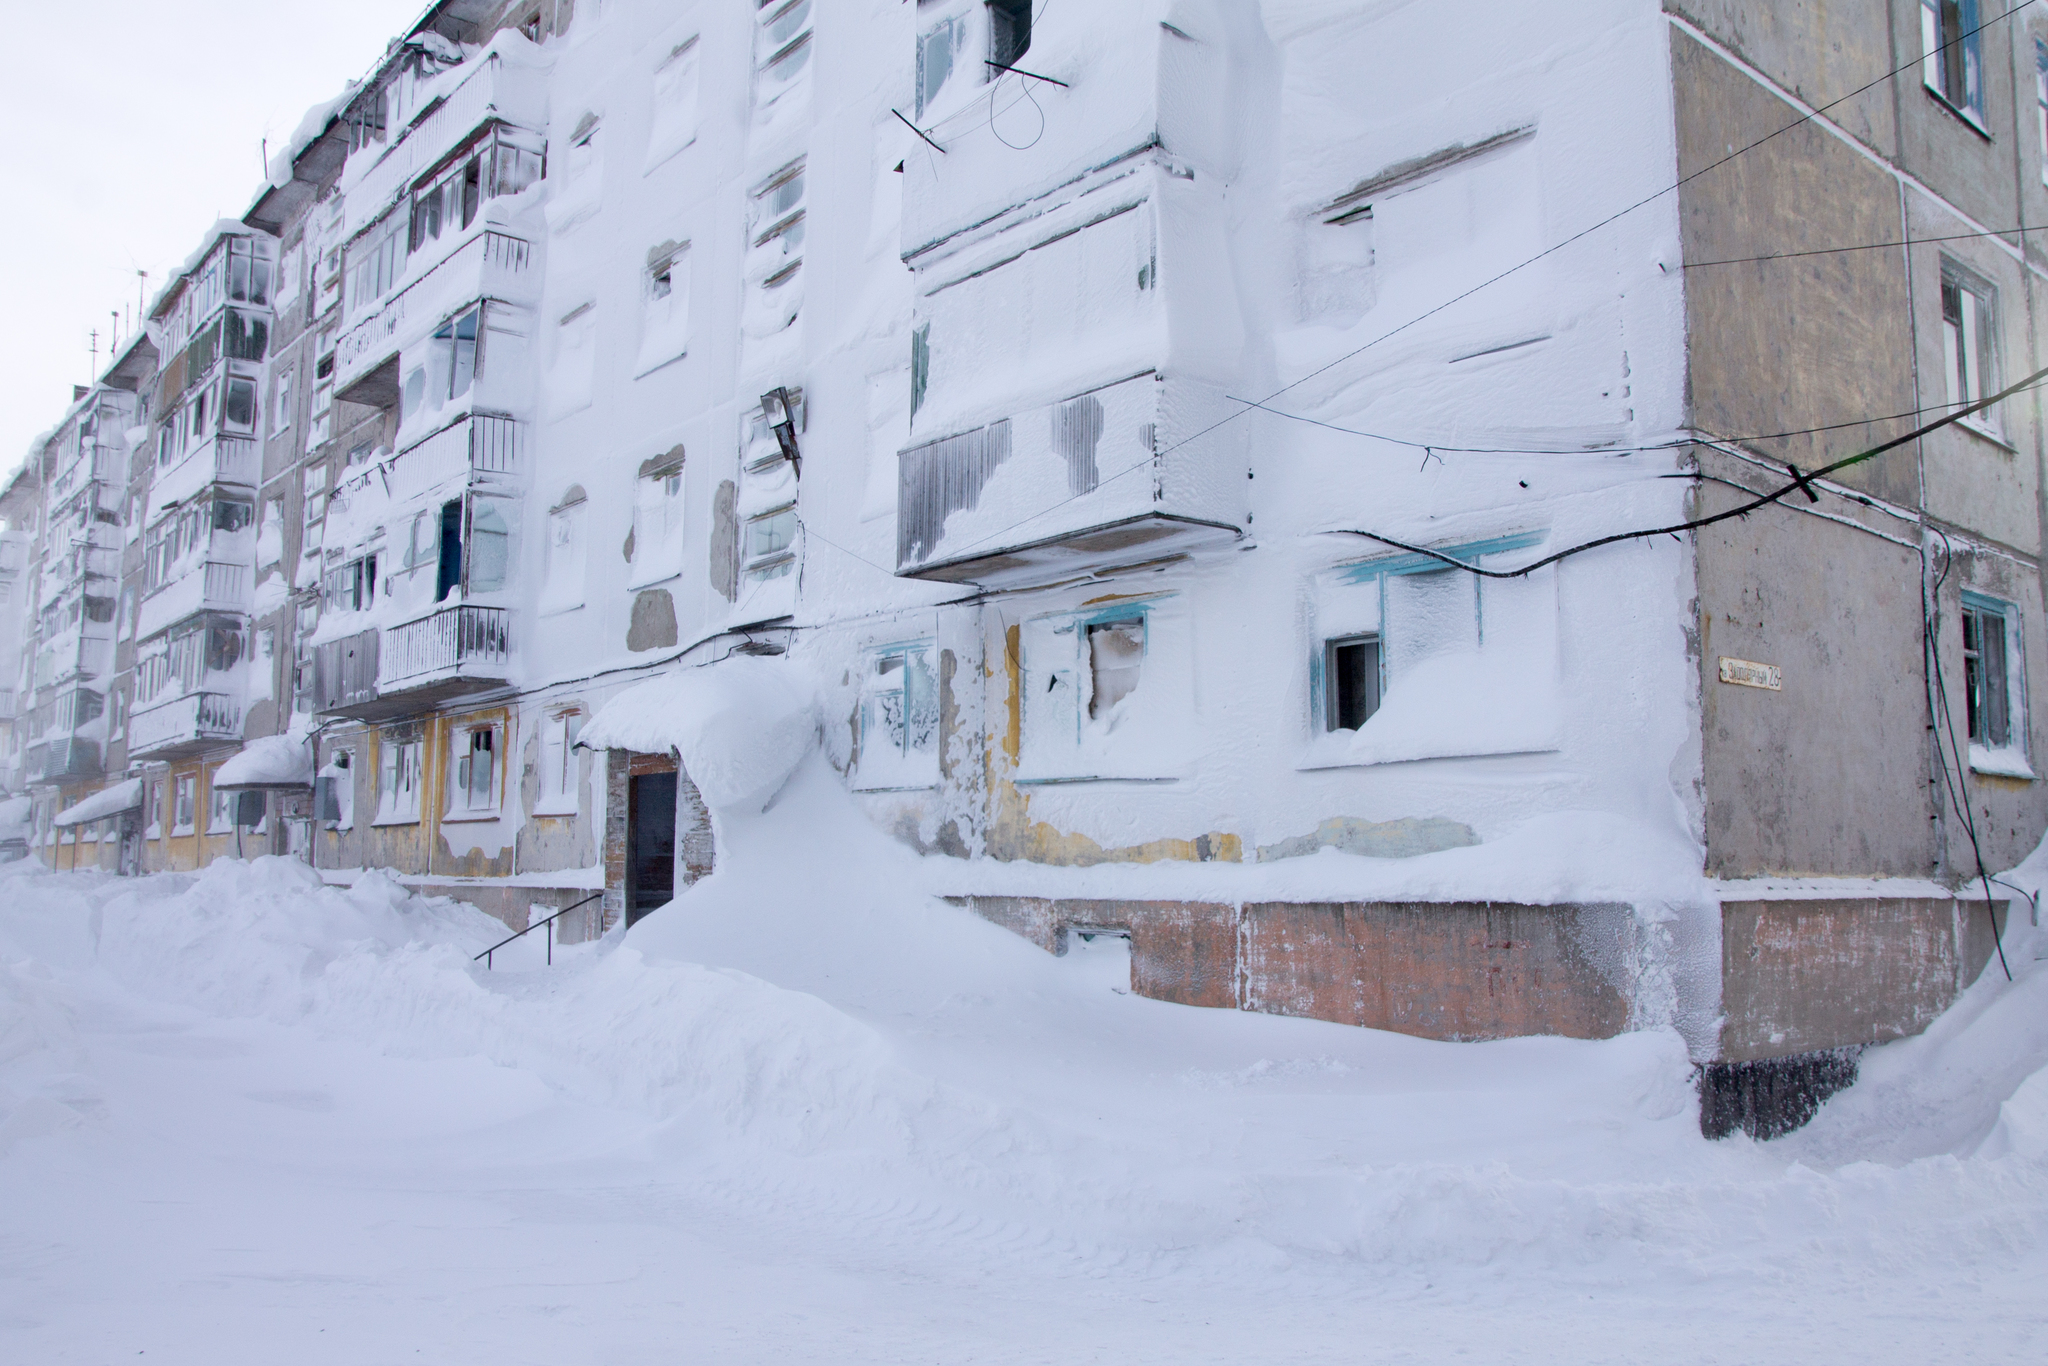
[0,0,425,481]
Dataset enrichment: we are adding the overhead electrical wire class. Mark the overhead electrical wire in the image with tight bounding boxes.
[1328,361,2048,578]
[1685,222,2047,269]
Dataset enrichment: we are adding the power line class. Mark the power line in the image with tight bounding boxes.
[1230,389,2038,459]
[1330,361,2048,579]
[1686,223,2047,269]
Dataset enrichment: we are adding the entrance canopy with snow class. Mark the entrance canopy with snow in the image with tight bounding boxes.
[210,734,316,790]
[579,656,817,809]
[54,779,145,827]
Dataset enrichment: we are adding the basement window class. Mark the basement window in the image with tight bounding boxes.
[1922,1,1985,125]
[1324,635,1383,731]
[855,642,940,791]
[1963,593,2028,776]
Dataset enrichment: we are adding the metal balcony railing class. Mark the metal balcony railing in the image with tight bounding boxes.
[379,605,508,688]
[127,691,241,757]
[312,629,380,714]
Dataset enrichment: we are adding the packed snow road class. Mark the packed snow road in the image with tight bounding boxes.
[3,762,2046,1362]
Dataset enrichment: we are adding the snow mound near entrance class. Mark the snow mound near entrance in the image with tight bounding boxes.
[581,655,820,809]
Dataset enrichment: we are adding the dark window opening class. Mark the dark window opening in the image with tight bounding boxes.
[989,0,1032,70]
[1964,603,2011,747]
[1326,635,1382,732]
[436,499,464,601]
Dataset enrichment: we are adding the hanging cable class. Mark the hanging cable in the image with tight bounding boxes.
[1328,362,2048,578]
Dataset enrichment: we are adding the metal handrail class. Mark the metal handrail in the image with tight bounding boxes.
[475,891,602,969]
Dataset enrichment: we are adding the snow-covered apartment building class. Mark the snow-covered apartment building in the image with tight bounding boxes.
[4,0,2046,1131]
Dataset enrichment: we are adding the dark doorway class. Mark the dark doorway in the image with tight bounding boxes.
[626,771,677,925]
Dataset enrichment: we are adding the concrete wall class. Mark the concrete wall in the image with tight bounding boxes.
[1718,895,2009,1060]
[1673,11,2048,880]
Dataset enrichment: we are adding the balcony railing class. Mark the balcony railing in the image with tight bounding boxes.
[379,605,508,688]
[468,410,523,474]
[128,691,241,758]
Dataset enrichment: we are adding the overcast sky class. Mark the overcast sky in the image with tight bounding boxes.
[0,0,424,482]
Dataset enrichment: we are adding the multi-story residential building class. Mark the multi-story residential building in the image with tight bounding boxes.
[7,0,2048,1137]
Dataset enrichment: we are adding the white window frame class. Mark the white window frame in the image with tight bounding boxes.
[534,711,584,816]
[853,641,940,793]
[172,774,196,836]
[446,722,501,820]
[375,735,423,825]
[1922,0,1986,126]
[271,366,294,436]
[1941,261,2001,436]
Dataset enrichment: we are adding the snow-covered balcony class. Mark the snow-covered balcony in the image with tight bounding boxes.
[312,605,508,722]
[136,561,251,642]
[25,737,100,784]
[151,435,260,509]
[127,691,241,761]
[332,230,536,418]
[340,48,548,243]
[895,370,1244,588]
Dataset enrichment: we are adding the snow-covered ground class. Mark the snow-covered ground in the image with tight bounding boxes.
[4,757,2047,1362]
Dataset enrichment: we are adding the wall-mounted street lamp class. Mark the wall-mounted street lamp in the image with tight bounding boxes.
[760,386,802,477]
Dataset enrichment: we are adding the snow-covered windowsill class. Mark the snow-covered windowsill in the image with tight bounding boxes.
[1969,743,2035,781]
[529,798,579,818]
[371,813,420,828]
[442,809,503,824]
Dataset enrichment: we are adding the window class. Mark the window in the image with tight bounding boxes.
[744,506,797,581]
[403,305,480,421]
[746,162,805,335]
[855,643,939,791]
[222,376,258,433]
[1324,635,1382,731]
[469,498,512,593]
[646,37,701,170]
[1086,619,1145,720]
[631,454,687,586]
[449,725,498,815]
[988,0,1031,70]
[1922,1,1985,123]
[208,782,236,835]
[435,499,463,601]
[540,486,588,615]
[638,241,691,373]
[323,553,378,614]
[376,734,422,824]
[303,463,329,531]
[536,712,584,815]
[172,774,196,835]
[548,302,597,416]
[1941,264,1999,429]
[271,367,294,435]
[756,0,814,105]
[1962,593,2028,776]
[226,236,272,306]
[144,779,162,840]
[317,749,355,829]
[345,210,407,317]
[2038,41,2048,185]
[917,13,963,116]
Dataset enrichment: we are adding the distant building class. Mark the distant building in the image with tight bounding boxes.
[7,0,2046,1136]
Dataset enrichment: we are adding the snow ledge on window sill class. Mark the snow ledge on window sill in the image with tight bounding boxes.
[1953,415,2014,452]
[1968,743,2035,780]
[1924,83,1993,140]
[371,814,422,828]
[1296,734,1563,771]
[442,809,505,824]
[529,799,580,818]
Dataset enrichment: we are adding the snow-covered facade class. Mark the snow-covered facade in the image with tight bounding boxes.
[9,0,2048,1129]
